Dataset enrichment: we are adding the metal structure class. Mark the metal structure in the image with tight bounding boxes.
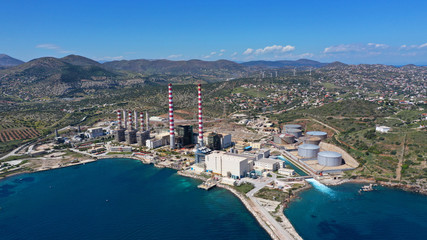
[298,144,320,158]
[286,128,302,138]
[303,136,321,145]
[306,131,327,140]
[168,83,175,149]
[198,84,204,146]
[318,151,342,166]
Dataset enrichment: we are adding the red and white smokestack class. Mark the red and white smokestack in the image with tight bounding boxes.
[198,84,204,146]
[168,83,175,149]
[134,110,138,130]
[117,110,122,128]
[123,110,127,129]
[128,111,132,130]
[140,112,145,131]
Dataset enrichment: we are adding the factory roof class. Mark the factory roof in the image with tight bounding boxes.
[256,158,281,164]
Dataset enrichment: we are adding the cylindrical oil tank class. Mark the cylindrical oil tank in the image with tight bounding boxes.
[298,144,320,158]
[306,131,327,140]
[284,124,302,130]
[318,151,342,166]
[282,133,295,144]
[304,136,321,145]
[286,128,302,138]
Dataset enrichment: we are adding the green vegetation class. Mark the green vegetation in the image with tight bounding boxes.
[255,187,288,202]
[233,183,255,194]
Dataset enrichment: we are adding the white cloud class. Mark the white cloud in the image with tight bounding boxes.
[36,43,72,53]
[203,50,227,59]
[253,45,295,55]
[167,54,183,59]
[367,43,389,49]
[399,43,427,50]
[243,48,254,55]
[231,52,238,57]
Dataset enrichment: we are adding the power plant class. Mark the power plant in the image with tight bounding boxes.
[168,83,175,149]
[114,109,150,146]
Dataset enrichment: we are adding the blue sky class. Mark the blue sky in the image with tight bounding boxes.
[1,0,426,64]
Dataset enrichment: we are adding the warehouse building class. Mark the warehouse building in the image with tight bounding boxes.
[205,152,250,179]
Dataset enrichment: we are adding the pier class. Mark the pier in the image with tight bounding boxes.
[197,180,217,190]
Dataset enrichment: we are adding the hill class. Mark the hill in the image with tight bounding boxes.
[241,59,328,68]
[60,54,102,67]
[0,56,118,98]
[103,59,247,80]
[0,54,24,67]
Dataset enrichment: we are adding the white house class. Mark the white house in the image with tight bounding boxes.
[376,126,391,133]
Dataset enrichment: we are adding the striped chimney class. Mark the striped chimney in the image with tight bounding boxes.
[198,84,204,146]
[128,111,132,130]
[117,110,122,128]
[168,83,175,149]
[123,110,127,129]
[140,112,145,131]
[134,110,138,129]
[145,111,150,131]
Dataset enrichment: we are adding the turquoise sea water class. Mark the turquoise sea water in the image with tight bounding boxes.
[0,158,270,240]
[285,180,427,240]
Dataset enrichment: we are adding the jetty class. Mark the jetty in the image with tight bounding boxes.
[197,180,216,190]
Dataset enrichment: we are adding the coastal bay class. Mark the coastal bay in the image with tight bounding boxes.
[0,158,270,240]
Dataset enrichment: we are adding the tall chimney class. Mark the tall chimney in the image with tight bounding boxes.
[123,109,127,129]
[134,110,138,130]
[128,111,132,130]
[117,110,122,128]
[140,112,145,131]
[168,83,175,149]
[145,111,150,131]
[198,84,204,146]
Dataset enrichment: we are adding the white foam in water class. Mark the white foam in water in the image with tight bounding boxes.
[306,178,335,197]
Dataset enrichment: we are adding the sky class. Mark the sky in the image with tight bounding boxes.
[1,0,427,65]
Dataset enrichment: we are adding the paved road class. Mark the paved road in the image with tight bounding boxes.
[244,176,297,240]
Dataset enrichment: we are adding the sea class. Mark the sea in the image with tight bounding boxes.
[285,179,427,240]
[1,158,426,240]
[0,158,270,240]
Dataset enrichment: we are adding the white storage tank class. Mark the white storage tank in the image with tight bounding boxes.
[306,131,327,140]
[318,151,342,166]
[284,124,302,130]
[286,128,302,138]
[298,144,320,158]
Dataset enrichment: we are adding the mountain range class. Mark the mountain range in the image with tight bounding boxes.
[0,54,424,99]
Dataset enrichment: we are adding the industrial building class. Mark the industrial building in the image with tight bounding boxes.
[205,151,251,179]
[146,139,163,149]
[254,158,281,171]
[176,125,194,147]
[278,168,295,176]
[86,127,104,138]
[283,124,302,132]
[318,151,343,166]
[298,144,320,158]
[207,132,222,150]
[302,136,321,145]
[114,109,150,145]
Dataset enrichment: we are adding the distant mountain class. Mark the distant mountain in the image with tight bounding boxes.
[0,56,118,97]
[323,61,348,68]
[0,54,25,67]
[61,54,102,67]
[103,59,246,78]
[241,59,328,68]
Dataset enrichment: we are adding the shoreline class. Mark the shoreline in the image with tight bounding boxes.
[2,155,426,240]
